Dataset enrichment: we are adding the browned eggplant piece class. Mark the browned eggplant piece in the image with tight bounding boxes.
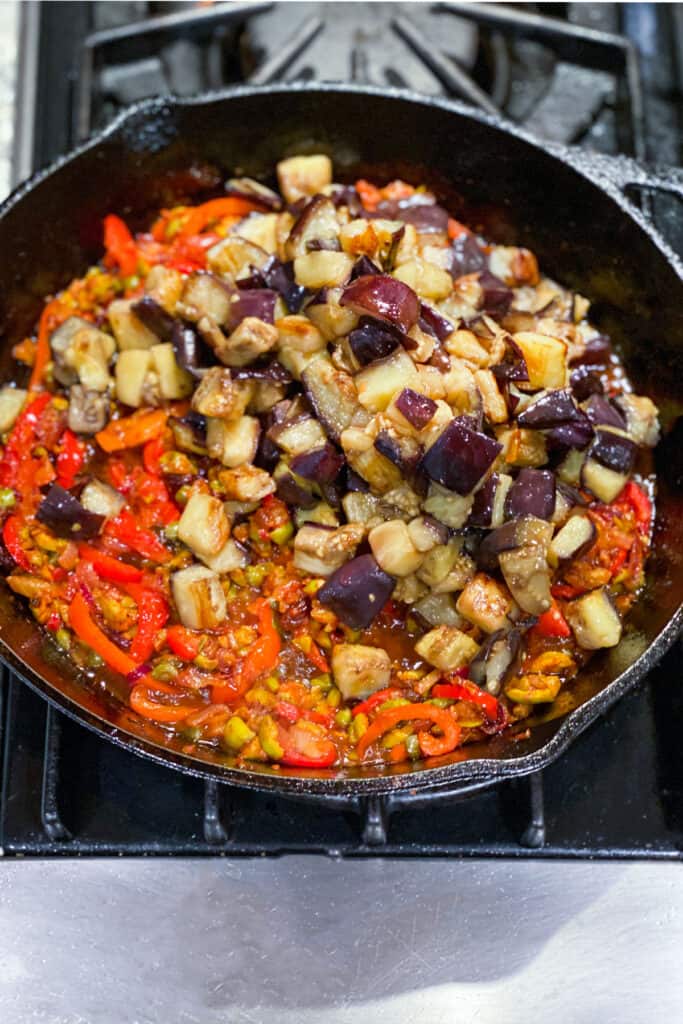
[348,316,404,366]
[131,296,177,343]
[469,628,522,695]
[395,388,437,430]
[504,468,556,521]
[301,356,360,442]
[290,443,345,484]
[421,416,502,496]
[225,177,282,210]
[36,485,105,540]
[67,385,109,434]
[340,274,420,334]
[317,554,396,629]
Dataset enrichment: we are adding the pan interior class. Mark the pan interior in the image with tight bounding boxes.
[0,86,681,793]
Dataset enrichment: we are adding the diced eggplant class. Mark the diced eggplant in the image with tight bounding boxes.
[499,543,552,616]
[570,365,604,402]
[277,155,332,204]
[294,502,340,528]
[347,316,404,366]
[274,462,317,508]
[583,394,626,430]
[504,468,556,521]
[192,367,251,420]
[218,465,276,503]
[0,387,27,432]
[171,321,216,379]
[131,296,176,343]
[107,301,159,351]
[473,369,508,425]
[177,492,230,559]
[115,349,151,408]
[455,573,514,634]
[230,289,278,327]
[467,473,500,528]
[548,514,596,567]
[269,413,327,457]
[150,343,193,400]
[36,484,104,540]
[290,443,345,483]
[293,522,364,576]
[293,251,354,290]
[170,412,208,455]
[545,414,594,451]
[285,195,340,259]
[342,490,382,524]
[205,316,279,368]
[67,385,109,434]
[422,483,475,529]
[302,355,362,441]
[477,515,553,573]
[568,333,612,366]
[331,643,391,701]
[414,625,479,671]
[225,177,283,211]
[416,538,475,593]
[513,331,567,389]
[469,628,521,695]
[589,427,637,475]
[374,429,422,476]
[614,393,660,447]
[172,564,227,630]
[478,270,513,316]
[340,274,420,334]
[80,479,125,518]
[419,303,454,342]
[565,587,622,650]
[206,235,270,281]
[317,553,396,629]
[355,346,419,413]
[412,593,462,628]
[200,537,250,574]
[421,416,502,496]
[207,415,260,468]
[517,388,578,428]
[581,457,629,503]
[144,265,185,314]
[392,259,454,302]
[449,233,486,277]
[407,516,448,553]
[368,519,424,577]
[395,388,437,430]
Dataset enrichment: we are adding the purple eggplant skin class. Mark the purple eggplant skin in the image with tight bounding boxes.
[505,468,556,521]
[491,340,529,384]
[418,303,454,342]
[467,473,499,528]
[476,519,527,572]
[171,321,215,379]
[239,256,306,313]
[375,198,450,234]
[374,430,422,475]
[290,443,345,484]
[569,334,612,366]
[329,184,364,217]
[545,412,595,451]
[230,288,277,326]
[233,358,292,384]
[348,316,403,366]
[225,177,282,211]
[317,554,396,629]
[421,417,502,496]
[589,428,637,475]
[345,468,370,493]
[583,394,626,430]
[570,365,604,402]
[449,233,486,278]
[556,479,588,508]
[478,270,513,317]
[350,255,382,280]
[131,296,177,343]
[36,485,105,540]
[469,627,521,693]
[340,274,420,334]
[517,389,579,429]
[395,388,437,430]
[274,466,318,509]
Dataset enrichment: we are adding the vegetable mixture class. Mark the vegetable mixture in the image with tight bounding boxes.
[0,154,660,770]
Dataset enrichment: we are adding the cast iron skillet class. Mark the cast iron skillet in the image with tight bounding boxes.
[0,84,682,799]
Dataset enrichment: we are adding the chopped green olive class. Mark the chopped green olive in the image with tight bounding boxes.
[223,716,256,752]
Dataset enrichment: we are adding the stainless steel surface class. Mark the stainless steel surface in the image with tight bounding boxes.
[0,0,19,195]
[0,858,682,1022]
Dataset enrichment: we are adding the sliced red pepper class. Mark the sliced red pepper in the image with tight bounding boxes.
[103,214,139,277]
[129,682,203,724]
[609,547,629,578]
[166,624,202,662]
[29,300,63,391]
[178,197,262,238]
[279,721,337,768]
[142,435,166,475]
[357,703,462,761]
[432,680,500,720]
[551,583,582,600]
[0,392,52,489]
[56,429,86,489]
[96,409,167,454]
[78,544,143,583]
[211,600,281,703]
[105,509,171,564]
[123,583,169,665]
[3,516,32,571]
[68,591,137,676]
[352,687,403,718]
[617,480,653,536]
[274,700,300,724]
[531,602,572,639]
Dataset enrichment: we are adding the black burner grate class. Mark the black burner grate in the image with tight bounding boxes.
[2,0,682,857]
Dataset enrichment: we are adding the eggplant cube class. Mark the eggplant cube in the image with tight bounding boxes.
[108,300,159,351]
[150,343,193,400]
[513,331,568,389]
[0,387,27,432]
[293,252,354,290]
[115,349,152,408]
[178,492,230,559]
[456,573,514,634]
[317,554,396,629]
[201,538,249,574]
[414,625,479,671]
[368,519,424,577]
[331,643,391,701]
[355,347,419,413]
[207,415,260,468]
[293,523,365,577]
[172,564,227,630]
[277,154,333,204]
[566,588,622,650]
[421,417,502,496]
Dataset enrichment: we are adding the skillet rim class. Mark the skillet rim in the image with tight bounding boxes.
[0,81,681,798]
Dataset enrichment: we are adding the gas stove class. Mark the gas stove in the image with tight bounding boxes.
[2,1,682,858]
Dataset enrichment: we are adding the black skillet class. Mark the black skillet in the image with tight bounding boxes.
[0,84,682,799]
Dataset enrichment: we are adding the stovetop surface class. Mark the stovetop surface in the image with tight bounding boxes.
[1,0,682,858]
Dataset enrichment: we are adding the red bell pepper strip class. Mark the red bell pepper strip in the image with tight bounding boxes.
[280,745,337,769]
[56,429,86,489]
[103,214,139,277]
[68,591,138,676]
[3,516,32,571]
[352,687,403,718]
[301,638,329,673]
[142,435,166,475]
[277,721,337,767]
[0,392,52,488]
[96,409,167,453]
[104,509,171,564]
[210,600,281,703]
[357,703,462,760]
[432,680,500,721]
[178,197,262,238]
[129,682,203,724]
[29,300,63,391]
[123,583,169,665]
[531,602,572,639]
[617,481,653,536]
[551,583,582,600]
[77,544,143,583]
[166,232,220,274]
[166,624,202,661]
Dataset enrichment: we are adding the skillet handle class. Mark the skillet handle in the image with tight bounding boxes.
[570,150,683,204]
